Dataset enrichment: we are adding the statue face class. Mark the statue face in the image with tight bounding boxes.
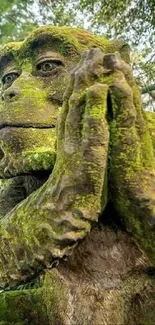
[0,28,81,215]
[0,27,128,217]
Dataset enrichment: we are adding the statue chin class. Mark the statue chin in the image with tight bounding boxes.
[0,125,56,216]
[0,171,51,218]
[0,146,55,217]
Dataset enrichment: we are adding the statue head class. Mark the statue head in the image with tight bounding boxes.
[0,26,129,216]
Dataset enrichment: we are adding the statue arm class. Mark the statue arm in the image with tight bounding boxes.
[0,49,109,286]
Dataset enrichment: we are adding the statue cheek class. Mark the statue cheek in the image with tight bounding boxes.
[42,69,70,105]
[0,127,57,177]
[0,72,60,126]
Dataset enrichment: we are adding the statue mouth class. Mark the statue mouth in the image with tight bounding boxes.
[0,123,55,129]
[0,126,56,175]
[0,124,56,216]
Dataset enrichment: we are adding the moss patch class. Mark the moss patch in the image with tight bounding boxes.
[0,26,130,67]
[0,288,48,324]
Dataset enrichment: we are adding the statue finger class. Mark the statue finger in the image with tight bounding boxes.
[57,48,105,146]
[82,83,109,149]
[73,48,105,92]
[63,91,86,154]
[109,78,137,127]
[56,51,88,145]
[81,83,109,205]
[103,52,134,87]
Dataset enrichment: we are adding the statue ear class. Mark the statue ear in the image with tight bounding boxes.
[119,44,131,64]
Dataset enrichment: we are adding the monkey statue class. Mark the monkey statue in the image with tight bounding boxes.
[0,26,155,324]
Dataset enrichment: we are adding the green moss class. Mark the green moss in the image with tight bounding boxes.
[25,150,56,171]
[132,85,155,168]
[145,111,155,152]
[0,288,48,324]
[43,269,71,324]
[0,42,22,58]
[108,74,155,263]
[0,26,130,65]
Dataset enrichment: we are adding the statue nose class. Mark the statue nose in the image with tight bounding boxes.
[2,87,21,102]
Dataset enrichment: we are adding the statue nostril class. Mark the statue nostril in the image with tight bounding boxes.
[4,88,21,102]
[0,148,4,160]
[9,91,16,100]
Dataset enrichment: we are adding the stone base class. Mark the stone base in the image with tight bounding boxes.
[1,225,155,325]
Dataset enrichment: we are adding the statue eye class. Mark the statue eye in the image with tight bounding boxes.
[36,59,63,75]
[2,72,19,87]
[40,62,57,71]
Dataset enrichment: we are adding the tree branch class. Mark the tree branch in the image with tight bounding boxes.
[141,84,155,94]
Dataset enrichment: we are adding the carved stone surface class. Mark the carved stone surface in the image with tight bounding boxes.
[0,26,155,324]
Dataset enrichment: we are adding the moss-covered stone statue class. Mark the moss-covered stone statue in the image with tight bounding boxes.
[0,26,155,325]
